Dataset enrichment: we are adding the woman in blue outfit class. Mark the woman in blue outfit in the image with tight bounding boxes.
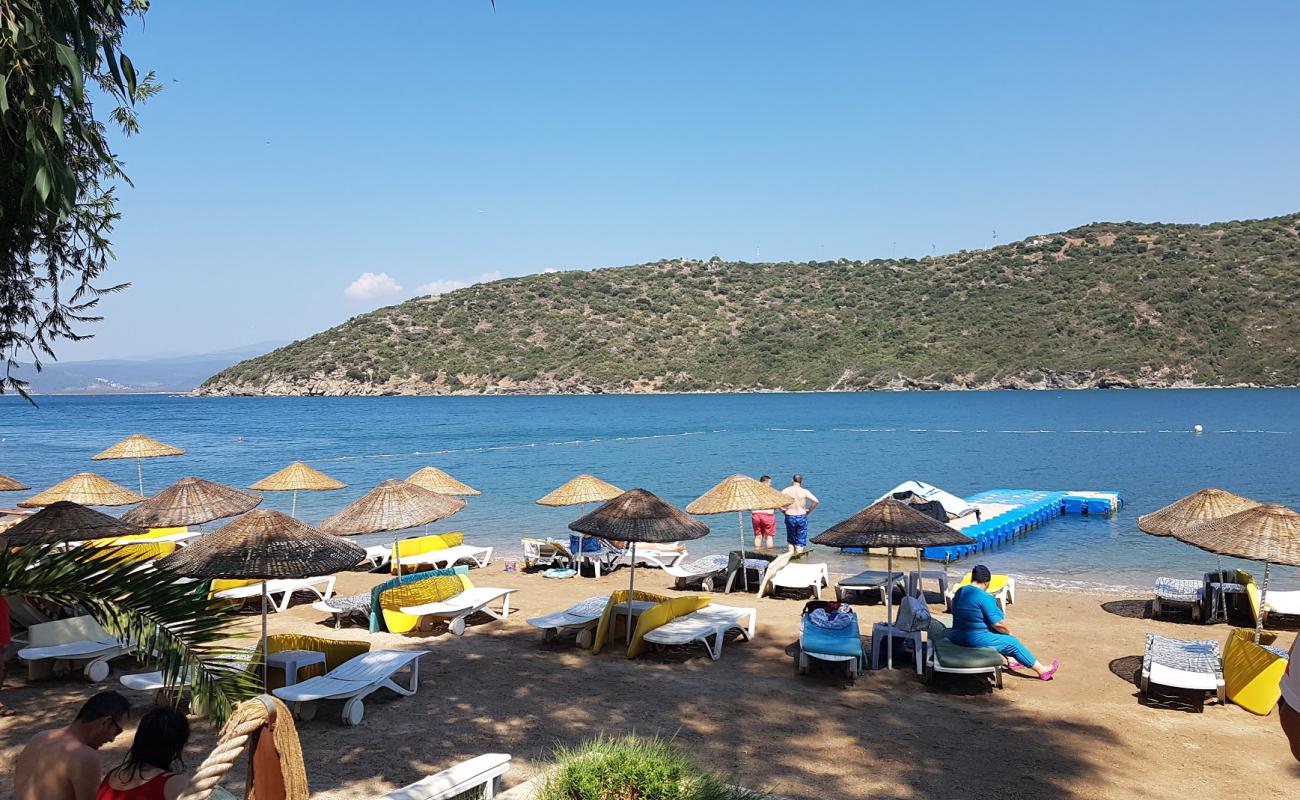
[949,564,1060,681]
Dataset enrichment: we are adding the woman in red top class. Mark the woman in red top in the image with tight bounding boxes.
[97,708,192,800]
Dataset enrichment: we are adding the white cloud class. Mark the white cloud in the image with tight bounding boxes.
[543,268,559,274]
[416,271,503,297]
[344,271,403,301]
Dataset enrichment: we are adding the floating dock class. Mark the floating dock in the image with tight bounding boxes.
[918,488,1124,562]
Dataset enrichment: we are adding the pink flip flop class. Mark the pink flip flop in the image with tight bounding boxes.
[1040,659,1060,681]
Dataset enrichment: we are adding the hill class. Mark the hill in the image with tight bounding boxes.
[198,213,1300,396]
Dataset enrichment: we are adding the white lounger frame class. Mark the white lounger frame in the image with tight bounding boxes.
[400,587,517,636]
[768,562,829,599]
[213,576,337,613]
[396,545,493,571]
[18,616,126,682]
[375,753,511,800]
[274,649,426,725]
[642,604,757,661]
[1140,633,1225,705]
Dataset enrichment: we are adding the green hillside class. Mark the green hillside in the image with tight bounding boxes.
[200,213,1300,395]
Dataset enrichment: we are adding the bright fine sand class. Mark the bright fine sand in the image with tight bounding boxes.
[1,563,1296,800]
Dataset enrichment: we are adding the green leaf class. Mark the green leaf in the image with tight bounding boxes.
[51,99,64,142]
[34,166,51,203]
[53,42,85,104]
[0,72,7,114]
[120,53,138,99]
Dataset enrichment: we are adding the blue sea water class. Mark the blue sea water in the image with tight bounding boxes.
[2,390,1298,591]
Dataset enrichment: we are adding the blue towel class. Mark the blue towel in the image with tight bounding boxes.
[801,613,864,658]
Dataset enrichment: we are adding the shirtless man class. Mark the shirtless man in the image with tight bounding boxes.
[780,474,819,554]
[12,690,130,800]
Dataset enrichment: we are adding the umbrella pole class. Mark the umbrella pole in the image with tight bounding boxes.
[626,544,637,647]
[915,548,923,599]
[886,548,895,670]
[1256,562,1271,644]
[136,458,145,496]
[737,511,749,591]
[393,536,401,577]
[260,582,269,689]
[291,490,298,519]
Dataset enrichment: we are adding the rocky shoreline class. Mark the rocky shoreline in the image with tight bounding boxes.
[193,367,1278,397]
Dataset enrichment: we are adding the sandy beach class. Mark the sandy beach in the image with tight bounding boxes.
[0,562,1295,799]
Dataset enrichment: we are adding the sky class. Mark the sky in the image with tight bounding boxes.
[59,1,1300,360]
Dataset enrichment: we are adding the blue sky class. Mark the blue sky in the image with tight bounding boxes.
[64,1,1300,359]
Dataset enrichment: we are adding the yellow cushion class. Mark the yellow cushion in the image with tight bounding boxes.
[592,590,670,655]
[626,596,712,658]
[389,534,456,574]
[379,574,474,634]
[104,527,189,544]
[262,634,370,690]
[439,532,464,547]
[210,578,258,596]
[1223,628,1287,716]
[85,542,176,565]
[955,573,1010,594]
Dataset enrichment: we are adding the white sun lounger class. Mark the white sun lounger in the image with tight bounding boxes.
[273,649,426,725]
[662,554,731,590]
[18,616,127,682]
[396,544,493,570]
[400,587,517,636]
[1263,589,1300,618]
[375,753,511,800]
[213,576,337,613]
[1140,634,1225,704]
[767,562,829,599]
[313,592,373,628]
[642,604,757,660]
[526,595,659,646]
[1152,577,1204,622]
[614,545,687,570]
[521,538,573,569]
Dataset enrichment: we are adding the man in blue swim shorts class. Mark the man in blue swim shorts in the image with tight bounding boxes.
[780,474,818,553]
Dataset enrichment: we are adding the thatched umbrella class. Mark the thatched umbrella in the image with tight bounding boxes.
[248,462,346,518]
[123,477,262,529]
[0,473,29,492]
[570,489,710,644]
[92,434,185,495]
[1138,488,1261,579]
[537,474,625,576]
[686,474,791,590]
[1172,504,1300,643]
[406,467,480,497]
[319,479,466,576]
[2,501,146,545]
[158,510,365,686]
[19,472,144,509]
[813,499,974,669]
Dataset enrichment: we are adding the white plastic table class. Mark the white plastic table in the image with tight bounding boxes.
[870,622,923,674]
[266,649,327,687]
[908,570,949,599]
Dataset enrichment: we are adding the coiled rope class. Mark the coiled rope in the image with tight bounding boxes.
[177,695,308,800]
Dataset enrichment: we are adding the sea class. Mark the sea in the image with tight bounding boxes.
[2,389,1298,592]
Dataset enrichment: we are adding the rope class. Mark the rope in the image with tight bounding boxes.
[177,695,308,800]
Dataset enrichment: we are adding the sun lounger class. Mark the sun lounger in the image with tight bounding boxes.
[18,615,127,682]
[797,601,865,681]
[374,753,511,800]
[662,554,732,590]
[1140,634,1225,705]
[521,537,573,569]
[641,604,757,660]
[1263,589,1300,619]
[924,618,1005,689]
[396,544,493,570]
[614,544,688,570]
[313,592,374,629]
[213,576,337,613]
[273,649,426,725]
[362,544,392,569]
[1152,577,1204,622]
[400,587,517,636]
[835,570,905,604]
[945,572,1016,611]
[767,562,829,599]
[526,595,660,647]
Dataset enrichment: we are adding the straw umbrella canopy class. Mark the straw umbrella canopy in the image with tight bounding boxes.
[1137,487,1261,585]
[19,472,144,508]
[686,474,791,590]
[2,501,146,545]
[406,467,480,497]
[92,434,185,495]
[570,489,710,644]
[248,462,346,518]
[0,473,29,492]
[319,479,466,575]
[537,474,624,575]
[1172,504,1300,643]
[123,477,262,529]
[813,499,974,669]
[158,510,365,686]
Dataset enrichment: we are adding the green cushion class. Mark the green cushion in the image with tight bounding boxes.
[933,637,1004,669]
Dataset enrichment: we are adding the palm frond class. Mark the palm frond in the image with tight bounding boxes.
[0,543,260,721]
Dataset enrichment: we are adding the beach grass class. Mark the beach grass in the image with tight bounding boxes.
[539,735,765,800]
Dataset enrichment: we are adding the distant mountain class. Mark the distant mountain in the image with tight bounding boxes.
[18,342,287,394]
[199,213,1300,396]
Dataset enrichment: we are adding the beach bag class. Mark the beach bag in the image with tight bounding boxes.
[894,595,931,632]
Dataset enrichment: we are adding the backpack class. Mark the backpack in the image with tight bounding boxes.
[894,594,932,632]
